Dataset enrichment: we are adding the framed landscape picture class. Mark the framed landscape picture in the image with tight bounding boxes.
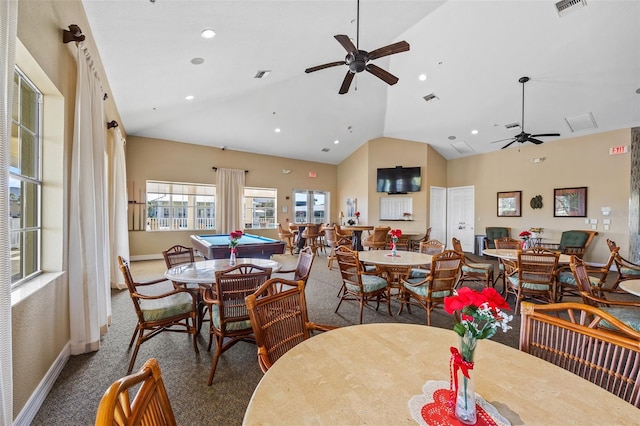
[497,191,521,217]
[554,187,587,217]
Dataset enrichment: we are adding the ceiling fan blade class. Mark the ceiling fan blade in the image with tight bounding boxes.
[490,138,515,144]
[368,41,410,60]
[365,64,399,85]
[527,137,544,145]
[530,133,560,138]
[339,71,355,94]
[334,34,357,53]
[501,140,517,149]
[305,61,345,74]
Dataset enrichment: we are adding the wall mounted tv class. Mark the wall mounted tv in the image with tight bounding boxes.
[376,166,422,194]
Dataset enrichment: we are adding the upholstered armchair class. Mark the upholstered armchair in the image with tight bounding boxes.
[543,230,598,258]
[483,227,510,249]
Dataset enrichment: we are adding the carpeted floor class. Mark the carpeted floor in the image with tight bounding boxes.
[30,249,618,425]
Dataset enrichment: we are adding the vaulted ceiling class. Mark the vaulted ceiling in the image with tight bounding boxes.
[82,0,640,164]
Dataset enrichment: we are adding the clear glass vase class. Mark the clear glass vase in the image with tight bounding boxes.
[391,240,397,257]
[455,333,477,424]
[229,249,237,266]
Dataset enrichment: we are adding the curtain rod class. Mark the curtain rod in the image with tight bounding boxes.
[212,167,249,173]
[107,120,118,129]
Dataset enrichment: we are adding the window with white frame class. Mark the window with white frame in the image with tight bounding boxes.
[10,68,42,286]
[244,188,277,229]
[146,181,216,231]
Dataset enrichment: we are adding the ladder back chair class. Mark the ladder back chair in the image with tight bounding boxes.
[117,256,199,374]
[570,256,640,333]
[452,237,494,289]
[520,302,640,408]
[202,263,272,385]
[505,248,559,314]
[334,245,391,324]
[275,246,315,288]
[95,358,177,426]
[399,250,463,325]
[245,278,336,372]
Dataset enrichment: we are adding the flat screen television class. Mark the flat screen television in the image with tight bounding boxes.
[376,166,421,194]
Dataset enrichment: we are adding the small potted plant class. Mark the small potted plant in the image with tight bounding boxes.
[403,212,412,221]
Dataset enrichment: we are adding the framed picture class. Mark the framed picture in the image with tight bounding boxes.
[554,187,587,217]
[497,191,522,217]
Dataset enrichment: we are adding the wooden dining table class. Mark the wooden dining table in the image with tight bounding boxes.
[242,323,639,425]
[619,279,640,297]
[340,225,374,251]
[483,248,572,264]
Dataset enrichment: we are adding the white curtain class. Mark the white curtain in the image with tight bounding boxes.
[107,126,129,289]
[68,42,111,354]
[215,168,245,234]
[0,2,16,423]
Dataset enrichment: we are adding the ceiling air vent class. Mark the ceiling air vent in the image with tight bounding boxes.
[321,148,330,152]
[564,112,598,132]
[253,70,271,78]
[423,93,438,102]
[505,122,520,129]
[451,141,474,155]
[555,0,587,17]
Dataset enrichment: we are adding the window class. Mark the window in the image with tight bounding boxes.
[293,190,328,224]
[146,181,215,231]
[10,68,42,286]
[244,188,277,229]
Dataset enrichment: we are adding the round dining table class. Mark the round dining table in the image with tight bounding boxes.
[242,323,638,425]
[619,279,640,297]
[483,248,572,264]
[164,258,282,285]
[358,249,432,267]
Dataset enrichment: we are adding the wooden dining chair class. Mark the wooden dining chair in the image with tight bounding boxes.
[275,246,315,288]
[277,223,295,255]
[556,250,615,300]
[245,278,336,372]
[505,248,559,314]
[407,239,446,280]
[570,256,640,332]
[519,301,640,408]
[410,227,432,251]
[451,237,494,289]
[118,256,199,374]
[202,263,272,385]
[493,237,523,291]
[95,358,177,426]
[334,245,391,324]
[323,225,351,269]
[362,226,390,250]
[606,238,640,291]
[399,250,463,325]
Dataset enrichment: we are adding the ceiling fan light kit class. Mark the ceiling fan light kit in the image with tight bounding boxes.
[491,76,561,149]
[304,0,410,94]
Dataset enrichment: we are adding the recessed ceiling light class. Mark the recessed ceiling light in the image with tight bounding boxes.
[274,128,281,133]
[201,29,215,39]
[448,135,456,140]
[334,140,339,144]
[418,74,427,81]
[471,129,478,135]
[185,95,194,100]
[191,57,205,65]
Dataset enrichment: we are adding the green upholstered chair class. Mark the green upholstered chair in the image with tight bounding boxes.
[544,230,598,258]
[571,256,640,333]
[451,237,494,289]
[505,248,559,314]
[484,227,510,249]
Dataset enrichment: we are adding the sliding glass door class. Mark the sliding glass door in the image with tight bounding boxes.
[293,190,329,224]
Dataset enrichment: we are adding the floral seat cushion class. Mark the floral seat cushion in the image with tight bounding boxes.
[140,292,194,322]
[599,307,640,333]
[210,304,252,331]
[557,271,600,287]
[462,263,494,274]
[620,267,640,277]
[345,274,388,293]
[402,279,451,298]
[507,276,551,291]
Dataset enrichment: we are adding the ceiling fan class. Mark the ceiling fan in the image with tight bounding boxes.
[491,76,560,149]
[304,0,410,94]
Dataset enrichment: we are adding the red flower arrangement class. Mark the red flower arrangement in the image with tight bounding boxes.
[389,229,402,249]
[355,211,360,218]
[519,230,531,240]
[228,230,243,253]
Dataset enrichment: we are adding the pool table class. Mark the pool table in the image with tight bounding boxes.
[190,234,286,260]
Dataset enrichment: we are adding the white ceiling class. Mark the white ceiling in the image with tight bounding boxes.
[82,0,640,165]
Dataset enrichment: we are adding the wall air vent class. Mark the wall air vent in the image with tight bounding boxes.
[423,93,438,102]
[254,70,271,78]
[555,0,587,17]
[505,122,520,129]
[321,148,330,152]
[451,141,474,155]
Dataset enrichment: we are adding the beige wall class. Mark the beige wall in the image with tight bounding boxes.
[125,136,338,257]
[447,129,631,263]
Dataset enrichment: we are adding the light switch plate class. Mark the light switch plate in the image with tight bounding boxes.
[591,224,597,230]
[603,219,611,225]
[590,219,598,224]
[604,225,610,231]
[584,218,590,224]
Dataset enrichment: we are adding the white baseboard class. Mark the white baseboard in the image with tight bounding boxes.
[13,342,70,426]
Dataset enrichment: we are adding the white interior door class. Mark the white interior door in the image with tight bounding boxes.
[429,186,447,243]
[447,186,475,251]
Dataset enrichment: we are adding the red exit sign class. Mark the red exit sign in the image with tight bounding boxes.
[609,145,628,155]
